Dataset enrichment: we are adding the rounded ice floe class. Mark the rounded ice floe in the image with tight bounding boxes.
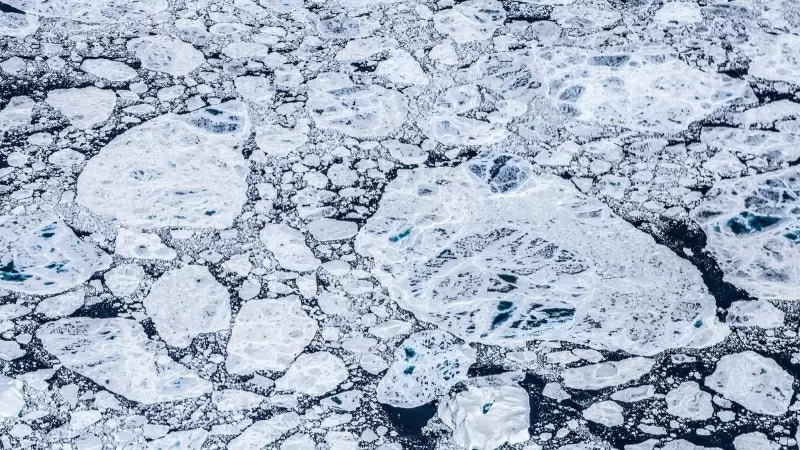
[0,375,24,418]
[104,263,145,297]
[37,318,212,404]
[733,432,777,450]
[562,358,654,390]
[35,289,84,319]
[0,214,111,295]
[691,168,800,300]
[355,154,728,355]
[2,0,166,22]
[228,412,301,450]
[306,72,408,138]
[582,400,624,427]
[377,330,476,408]
[376,50,429,86]
[127,35,205,76]
[212,389,267,411]
[0,96,34,132]
[143,265,231,348]
[705,351,794,416]
[307,218,358,242]
[80,58,138,81]
[77,101,250,229]
[727,300,784,328]
[46,87,116,130]
[260,224,321,272]
[115,228,176,261]
[274,352,348,396]
[438,385,530,450]
[434,0,506,43]
[255,123,309,156]
[665,381,713,420]
[226,296,318,375]
[0,10,38,37]
[234,76,274,106]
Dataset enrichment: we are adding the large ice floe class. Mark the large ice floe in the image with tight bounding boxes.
[37,318,212,403]
[692,168,800,300]
[0,214,111,294]
[77,101,250,229]
[356,154,727,355]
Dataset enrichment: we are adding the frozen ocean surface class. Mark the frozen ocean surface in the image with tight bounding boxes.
[1,0,800,448]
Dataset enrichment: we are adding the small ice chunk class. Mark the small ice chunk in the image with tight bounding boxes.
[0,96,34,132]
[144,265,231,348]
[562,358,655,390]
[37,318,212,403]
[228,412,300,450]
[610,385,656,403]
[275,352,348,396]
[46,87,116,129]
[127,36,205,76]
[36,289,84,318]
[226,296,318,375]
[307,218,358,242]
[234,76,274,106]
[80,59,138,81]
[69,410,102,430]
[261,224,320,272]
[665,381,713,420]
[368,320,412,340]
[705,351,794,416]
[115,228,176,260]
[255,123,309,157]
[376,50,429,86]
[542,382,571,401]
[438,385,530,449]
[582,400,624,427]
[727,300,784,328]
[104,264,145,297]
[378,330,476,408]
[0,214,111,295]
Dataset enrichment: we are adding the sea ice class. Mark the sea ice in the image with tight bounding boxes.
[77,101,250,229]
[45,87,116,130]
[80,59,138,82]
[274,352,348,396]
[705,351,794,416]
[127,36,205,76]
[665,382,713,420]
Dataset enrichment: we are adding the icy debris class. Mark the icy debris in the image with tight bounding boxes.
[691,168,800,300]
[562,358,655,390]
[127,36,205,76]
[434,0,506,43]
[666,382,713,420]
[0,96,34,132]
[37,318,212,403]
[261,224,321,272]
[46,87,116,130]
[77,101,250,229]
[611,385,656,403]
[0,214,111,295]
[733,432,777,450]
[226,296,318,375]
[228,413,301,450]
[307,72,408,138]
[438,385,530,450]
[356,157,727,355]
[727,300,784,328]
[705,351,794,416]
[80,59,138,82]
[307,218,358,242]
[0,375,25,418]
[35,289,84,318]
[115,228,176,260]
[377,330,476,408]
[582,400,624,427]
[274,351,348,396]
[104,263,145,297]
[148,429,209,450]
[2,0,166,22]
[143,265,231,348]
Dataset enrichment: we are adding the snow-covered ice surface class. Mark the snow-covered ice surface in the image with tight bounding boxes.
[3,0,800,448]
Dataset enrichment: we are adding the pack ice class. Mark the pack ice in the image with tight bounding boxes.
[356,155,728,355]
[77,101,250,229]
